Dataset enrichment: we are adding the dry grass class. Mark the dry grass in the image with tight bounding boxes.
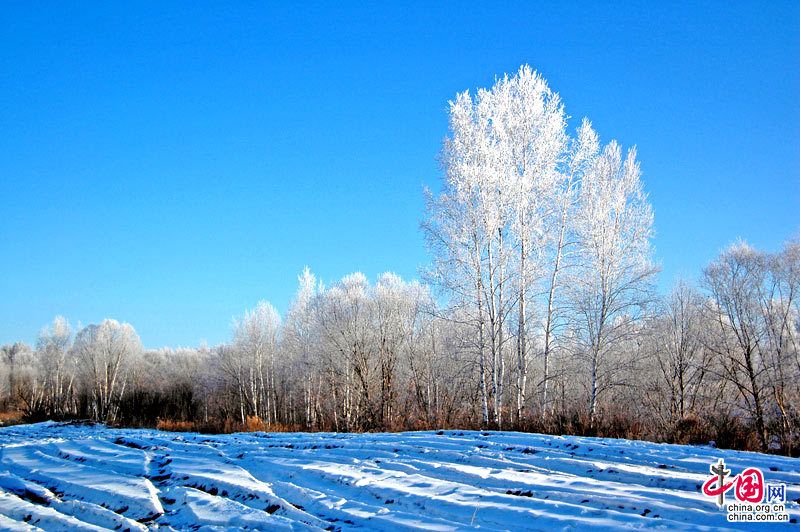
[0,411,23,425]
[226,416,295,433]
[156,419,196,432]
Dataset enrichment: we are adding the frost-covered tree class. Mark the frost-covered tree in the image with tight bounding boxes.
[759,240,800,452]
[372,272,430,427]
[538,119,600,418]
[283,267,322,428]
[1,342,34,413]
[426,88,499,427]
[314,272,374,430]
[645,283,713,430]
[704,242,771,450]
[426,65,572,428]
[425,65,657,429]
[72,319,142,423]
[218,301,281,424]
[484,66,568,422]
[34,316,76,418]
[569,140,656,426]
[703,240,800,451]
[281,269,439,431]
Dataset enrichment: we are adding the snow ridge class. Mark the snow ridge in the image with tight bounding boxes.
[0,422,797,530]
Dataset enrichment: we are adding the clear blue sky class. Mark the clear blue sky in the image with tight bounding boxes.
[2,2,798,348]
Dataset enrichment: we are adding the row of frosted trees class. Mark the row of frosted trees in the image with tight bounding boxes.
[0,66,797,453]
[0,241,797,452]
[1,318,142,424]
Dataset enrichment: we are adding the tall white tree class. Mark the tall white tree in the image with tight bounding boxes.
[484,66,568,423]
[35,316,76,417]
[73,319,142,423]
[224,301,281,424]
[283,267,321,428]
[538,119,600,418]
[569,140,656,426]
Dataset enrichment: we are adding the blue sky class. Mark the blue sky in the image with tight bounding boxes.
[2,2,798,348]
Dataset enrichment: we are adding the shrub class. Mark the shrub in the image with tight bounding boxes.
[156,419,196,432]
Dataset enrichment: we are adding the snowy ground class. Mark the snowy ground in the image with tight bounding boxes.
[0,422,797,530]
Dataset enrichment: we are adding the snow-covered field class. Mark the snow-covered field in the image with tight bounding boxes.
[0,422,797,530]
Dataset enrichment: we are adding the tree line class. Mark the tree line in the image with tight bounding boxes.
[1,66,797,454]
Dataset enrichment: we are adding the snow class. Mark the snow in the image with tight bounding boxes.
[0,422,797,530]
